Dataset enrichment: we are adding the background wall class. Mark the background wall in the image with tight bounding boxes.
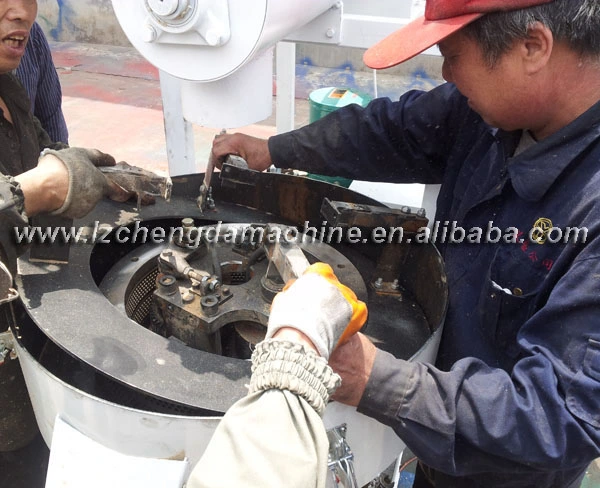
[35,0,444,100]
[37,0,131,46]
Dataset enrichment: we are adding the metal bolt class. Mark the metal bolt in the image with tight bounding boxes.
[182,218,194,228]
[326,28,336,38]
[206,278,220,293]
[205,29,223,46]
[374,278,383,289]
[391,279,400,290]
[207,195,215,210]
[182,292,195,304]
[159,275,176,286]
[142,24,158,43]
[201,295,219,316]
[158,275,178,295]
[222,287,231,296]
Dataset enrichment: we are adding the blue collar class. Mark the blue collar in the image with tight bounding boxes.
[503,99,600,202]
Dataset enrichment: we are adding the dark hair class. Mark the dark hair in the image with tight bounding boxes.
[462,0,600,66]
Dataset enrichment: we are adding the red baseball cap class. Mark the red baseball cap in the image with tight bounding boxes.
[364,0,555,69]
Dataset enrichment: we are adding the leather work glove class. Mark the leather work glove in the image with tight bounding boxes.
[266,262,368,359]
[41,147,131,219]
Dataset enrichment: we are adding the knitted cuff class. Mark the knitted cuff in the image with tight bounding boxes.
[249,339,341,415]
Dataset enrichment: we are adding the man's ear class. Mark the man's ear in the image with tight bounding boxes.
[520,21,553,75]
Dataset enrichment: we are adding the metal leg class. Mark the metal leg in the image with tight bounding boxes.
[328,424,359,488]
[159,70,197,176]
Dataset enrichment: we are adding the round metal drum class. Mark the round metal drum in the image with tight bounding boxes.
[15,172,447,486]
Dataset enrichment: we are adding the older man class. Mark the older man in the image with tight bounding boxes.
[211,0,600,486]
[0,0,132,454]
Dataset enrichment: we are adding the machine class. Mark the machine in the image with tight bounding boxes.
[14,167,446,487]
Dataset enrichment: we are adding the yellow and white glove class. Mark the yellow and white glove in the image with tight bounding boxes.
[266,262,368,359]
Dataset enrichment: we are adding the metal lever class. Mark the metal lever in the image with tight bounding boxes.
[198,129,226,212]
[263,223,310,284]
[327,424,359,488]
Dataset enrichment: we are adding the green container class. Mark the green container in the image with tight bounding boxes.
[580,460,600,488]
[308,87,372,123]
[307,87,371,188]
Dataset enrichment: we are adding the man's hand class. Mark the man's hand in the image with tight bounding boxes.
[211,133,272,172]
[40,147,132,219]
[266,262,368,359]
[329,332,377,406]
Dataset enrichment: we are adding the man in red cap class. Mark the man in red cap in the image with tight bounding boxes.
[211,0,600,486]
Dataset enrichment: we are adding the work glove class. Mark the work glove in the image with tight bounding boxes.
[41,147,131,219]
[266,262,368,359]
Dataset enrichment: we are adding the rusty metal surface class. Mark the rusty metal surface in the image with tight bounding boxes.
[263,223,311,284]
[216,165,384,226]
[320,198,428,232]
[103,222,366,358]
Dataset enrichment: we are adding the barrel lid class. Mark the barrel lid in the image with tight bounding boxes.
[309,87,371,109]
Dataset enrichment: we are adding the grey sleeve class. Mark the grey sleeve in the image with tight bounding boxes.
[187,340,340,488]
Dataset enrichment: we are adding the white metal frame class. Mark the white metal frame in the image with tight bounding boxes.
[161,0,441,219]
[161,1,430,175]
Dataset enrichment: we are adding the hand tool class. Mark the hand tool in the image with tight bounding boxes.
[197,129,226,211]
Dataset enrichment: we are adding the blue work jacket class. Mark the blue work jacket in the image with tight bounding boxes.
[269,83,600,487]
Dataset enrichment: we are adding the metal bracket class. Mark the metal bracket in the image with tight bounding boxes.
[144,0,231,46]
[219,159,259,187]
[263,223,310,284]
[320,198,428,233]
[327,424,359,488]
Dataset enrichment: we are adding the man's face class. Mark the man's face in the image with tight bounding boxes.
[0,0,37,74]
[438,31,530,131]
